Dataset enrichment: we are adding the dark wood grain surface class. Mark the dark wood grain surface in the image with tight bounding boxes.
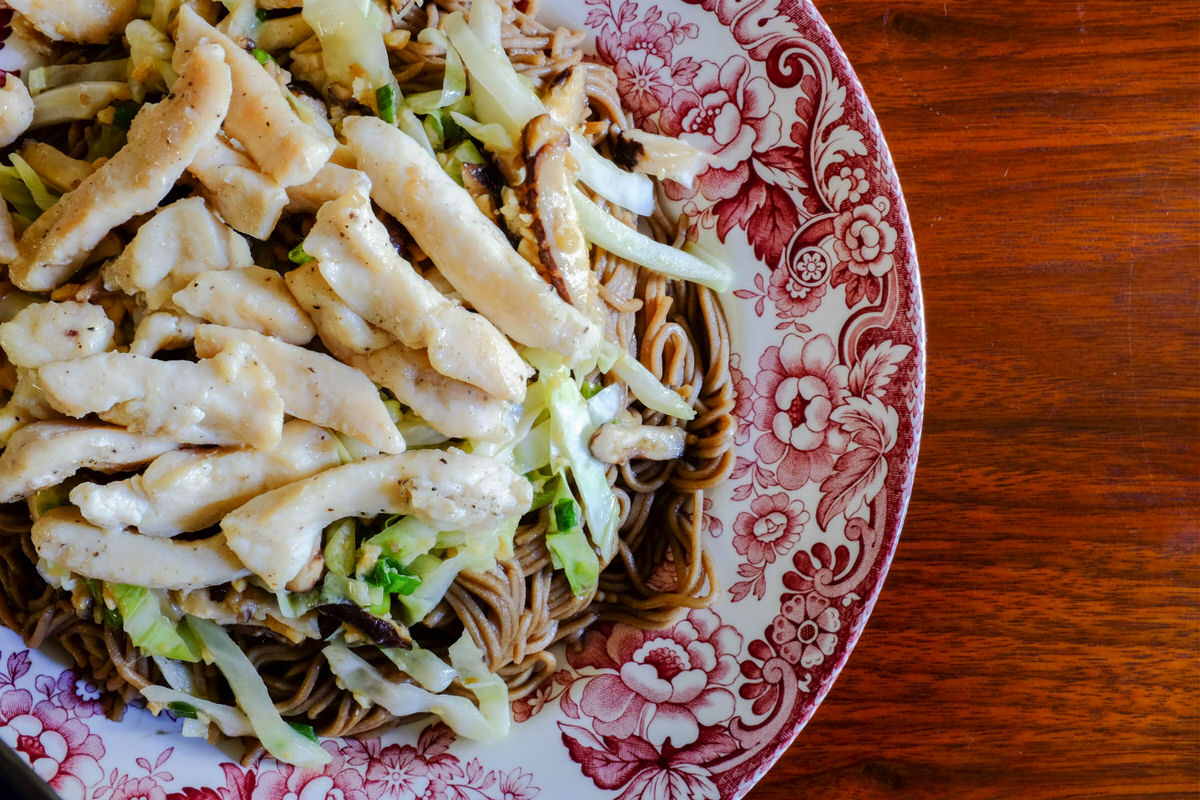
[749,2,1200,797]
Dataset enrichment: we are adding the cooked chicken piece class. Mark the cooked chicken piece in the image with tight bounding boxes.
[6,0,136,44]
[32,508,248,590]
[128,311,198,356]
[10,43,232,292]
[590,421,686,464]
[0,370,58,446]
[38,342,284,449]
[194,324,404,454]
[283,261,393,361]
[18,142,95,193]
[344,117,600,363]
[188,136,290,239]
[174,7,335,187]
[0,301,115,368]
[0,420,177,504]
[221,450,532,590]
[0,74,34,148]
[102,196,253,310]
[71,420,340,536]
[522,114,601,320]
[358,345,516,443]
[542,66,588,128]
[173,267,315,345]
[286,162,370,214]
[0,203,16,265]
[307,188,531,402]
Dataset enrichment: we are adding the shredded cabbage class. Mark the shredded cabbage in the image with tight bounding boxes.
[141,685,254,738]
[302,0,396,103]
[542,364,619,561]
[324,632,509,740]
[405,29,467,113]
[184,616,331,766]
[26,60,130,95]
[571,187,732,292]
[378,643,456,692]
[109,584,198,662]
[598,340,697,420]
[31,82,129,129]
[568,133,655,216]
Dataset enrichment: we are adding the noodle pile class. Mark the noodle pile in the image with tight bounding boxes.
[0,0,736,757]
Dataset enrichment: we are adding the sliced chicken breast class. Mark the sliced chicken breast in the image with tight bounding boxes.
[283,261,393,361]
[0,301,114,368]
[187,136,290,240]
[0,420,176,504]
[343,117,600,363]
[6,0,137,44]
[193,324,404,454]
[357,345,516,443]
[10,43,233,291]
[306,188,530,402]
[286,162,370,214]
[174,7,334,187]
[102,196,253,311]
[70,420,341,536]
[221,450,532,590]
[173,266,316,346]
[32,508,248,590]
[38,342,284,449]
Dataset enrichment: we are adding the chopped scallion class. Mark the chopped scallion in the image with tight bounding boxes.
[376,85,397,125]
[288,243,314,264]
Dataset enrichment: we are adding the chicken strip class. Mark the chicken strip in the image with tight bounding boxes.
[0,301,114,368]
[173,266,315,346]
[38,342,284,449]
[6,0,137,44]
[128,311,198,356]
[357,345,516,443]
[194,324,404,454]
[174,7,334,187]
[307,188,530,402]
[283,261,392,361]
[32,508,248,590]
[285,162,370,214]
[343,117,600,363]
[10,43,232,292]
[187,136,290,239]
[0,420,176,504]
[102,196,253,310]
[221,450,532,590]
[0,73,34,149]
[71,420,341,537]
[0,202,16,265]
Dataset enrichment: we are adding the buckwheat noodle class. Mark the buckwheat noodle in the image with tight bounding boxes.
[0,0,735,760]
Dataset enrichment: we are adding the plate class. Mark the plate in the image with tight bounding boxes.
[0,2,924,798]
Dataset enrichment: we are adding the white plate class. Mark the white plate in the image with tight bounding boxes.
[0,2,924,798]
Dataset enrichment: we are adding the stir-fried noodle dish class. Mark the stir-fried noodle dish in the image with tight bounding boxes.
[0,0,735,765]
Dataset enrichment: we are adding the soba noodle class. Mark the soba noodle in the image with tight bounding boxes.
[0,0,735,760]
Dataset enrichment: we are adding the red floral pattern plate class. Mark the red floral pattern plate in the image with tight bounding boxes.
[0,1,924,798]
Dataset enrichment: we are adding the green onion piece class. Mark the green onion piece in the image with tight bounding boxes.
[368,557,422,596]
[554,498,577,531]
[376,85,397,124]
[255,8,268,22]
[250,48,272,65]
[288,243,314,264]
[168,701,199,719]
[288,721,319,743]
[111,100,140,130]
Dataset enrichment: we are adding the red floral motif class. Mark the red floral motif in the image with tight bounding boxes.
[729,353,755,445]
[660,57,781,174]
[830,202,899,305]
[770,594,842,667]
[569,609,740,748]
[363,743,429,799]
[732,492,808,565]
[615,50,674,124]
[751,333,850,490]
[767,248,828,318]
[252,742,368,800]
[50,669,109,719]
[495,768,539,800]
[0,688,104,797]
[112,775,168,800]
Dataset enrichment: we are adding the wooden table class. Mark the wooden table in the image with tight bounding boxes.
[749,2,1200,797]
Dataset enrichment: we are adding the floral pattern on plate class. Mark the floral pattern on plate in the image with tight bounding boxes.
[0,0,923,798]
